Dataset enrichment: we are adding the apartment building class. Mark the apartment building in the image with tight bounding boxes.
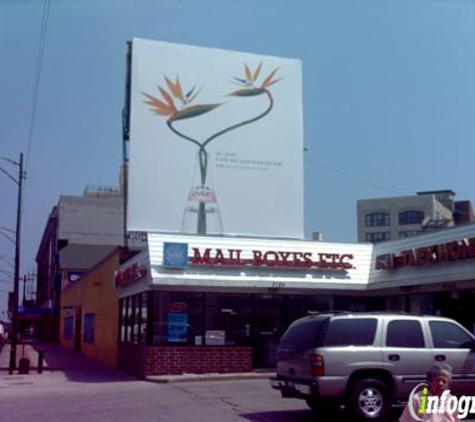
[357,190,473,243]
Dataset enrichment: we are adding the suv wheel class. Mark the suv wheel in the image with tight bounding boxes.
[349,378,390,421]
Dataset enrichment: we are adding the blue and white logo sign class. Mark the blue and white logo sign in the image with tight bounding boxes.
[163,243,189,269]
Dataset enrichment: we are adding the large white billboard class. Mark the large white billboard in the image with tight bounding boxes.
[127,38,303,239]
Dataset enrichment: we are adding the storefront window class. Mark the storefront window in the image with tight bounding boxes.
[288,295,332,324]
[151,291,204,346]
[140,292,148,344]
[119,293,150,344]
[206,294,252,346]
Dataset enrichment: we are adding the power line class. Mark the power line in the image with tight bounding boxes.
[0,231,15,244]
[0,269,13,278]
[0,226,15,234]
[0,256,14,269]
[304,156,405,196]
[25,0,51,171]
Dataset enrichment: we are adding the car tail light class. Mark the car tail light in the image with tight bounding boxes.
[311,354,324,376]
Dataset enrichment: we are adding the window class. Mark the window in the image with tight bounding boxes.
[280,317,327,351]
[83,313,95,344]
[207,294,253,346]
[386,320,424,348]
[324,318,377,346]
[399,210,424,225]
[365,212,390,227]
[429,321,474,349]
[63,316,73,340]
[119,293,149,344]
[365,232,391,243]
[151,291,205,346]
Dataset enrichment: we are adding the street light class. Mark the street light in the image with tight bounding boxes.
[0,153,25,374]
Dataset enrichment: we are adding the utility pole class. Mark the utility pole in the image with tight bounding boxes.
[22,274,27,306]
[3,153,25,375]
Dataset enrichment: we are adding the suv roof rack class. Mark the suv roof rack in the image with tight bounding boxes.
[307,310,350,315]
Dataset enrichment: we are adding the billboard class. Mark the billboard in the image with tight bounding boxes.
[126,38,303,238]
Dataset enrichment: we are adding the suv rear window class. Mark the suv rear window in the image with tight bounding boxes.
[279,317,327,351]
[324,318,377,346]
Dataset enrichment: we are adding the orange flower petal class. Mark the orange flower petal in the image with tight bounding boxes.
[260,68,279,89]
[158,86,177,113]
[142,92,175,116]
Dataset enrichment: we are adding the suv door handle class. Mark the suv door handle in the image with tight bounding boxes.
[435,355,446,362]
[388,354,400,361]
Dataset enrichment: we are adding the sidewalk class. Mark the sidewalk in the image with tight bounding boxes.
[0,342,273,384]
[146,370,273,383]
[0,342,137,385]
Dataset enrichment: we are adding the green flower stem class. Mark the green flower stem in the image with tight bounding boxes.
[167,90,274,235]
[202,90,274,148]
[167,120,202,149]
[199,147,207,185]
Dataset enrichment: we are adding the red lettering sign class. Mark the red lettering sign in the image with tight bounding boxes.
[375,237,475,271]
[115,262,147,289]
[187,248,355,271]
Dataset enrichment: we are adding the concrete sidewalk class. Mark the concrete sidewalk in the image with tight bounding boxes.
[0,343,44,370]
[146,370,273,383]
[0,342,274,384]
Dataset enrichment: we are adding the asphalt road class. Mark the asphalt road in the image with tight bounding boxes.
[0,373,400,422]
[1,371,474,422]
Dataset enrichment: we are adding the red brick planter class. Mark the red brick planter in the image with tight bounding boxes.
[118,343,253,377]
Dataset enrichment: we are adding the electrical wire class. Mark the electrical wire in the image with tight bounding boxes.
[25,0,51,171]
[304,156,405,196]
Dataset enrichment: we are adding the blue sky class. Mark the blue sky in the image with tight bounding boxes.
[1,0,475,315]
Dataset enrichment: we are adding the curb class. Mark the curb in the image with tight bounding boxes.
[146,372,274,384]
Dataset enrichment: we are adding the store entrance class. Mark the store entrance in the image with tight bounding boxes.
[254,295,284,368]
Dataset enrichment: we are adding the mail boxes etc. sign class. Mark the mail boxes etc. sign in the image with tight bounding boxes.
[375,237,475,271]
[162,243,355,271]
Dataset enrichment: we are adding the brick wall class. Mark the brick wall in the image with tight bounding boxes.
[118,344,253,377]
[144,346,253,375]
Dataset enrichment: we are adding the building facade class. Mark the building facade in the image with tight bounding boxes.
[36,189,126,340]
[56,223,475,378]
[60,248,127,367]
[357,190,474,243]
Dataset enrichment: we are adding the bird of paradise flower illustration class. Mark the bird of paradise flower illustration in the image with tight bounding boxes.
[143,63,282,235]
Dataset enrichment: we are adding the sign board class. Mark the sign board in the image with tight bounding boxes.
[126,38,303,239]
[163,242,189,269]
[205,330,225,346]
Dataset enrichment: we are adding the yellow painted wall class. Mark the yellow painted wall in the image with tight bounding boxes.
[60,249,120,368]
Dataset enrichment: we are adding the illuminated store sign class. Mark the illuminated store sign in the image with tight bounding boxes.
[189,248,355,270]
[375,237,475,270]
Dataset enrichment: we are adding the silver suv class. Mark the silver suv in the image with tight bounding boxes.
[270,311,475,421]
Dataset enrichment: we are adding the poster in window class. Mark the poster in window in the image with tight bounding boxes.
[168,312,188,343]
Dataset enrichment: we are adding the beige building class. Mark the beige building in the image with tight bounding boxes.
[357,190,456,243]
